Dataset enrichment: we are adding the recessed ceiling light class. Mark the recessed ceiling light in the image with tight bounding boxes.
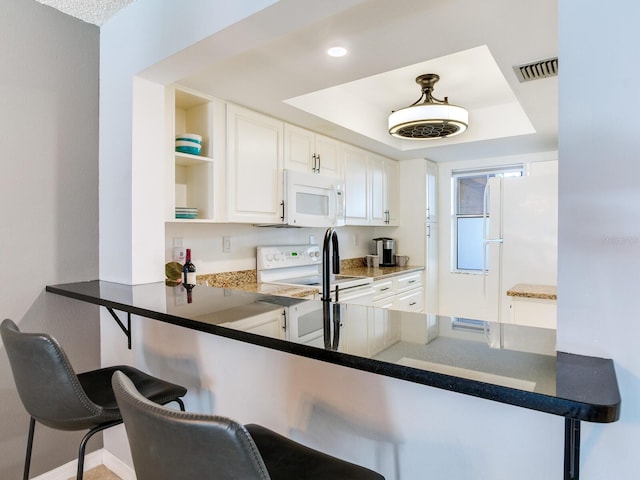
[327,47,348,58]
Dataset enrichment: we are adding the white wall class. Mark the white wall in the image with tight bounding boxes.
[557,1,640,477]
[99,0,280,284]
[0,1,101,477]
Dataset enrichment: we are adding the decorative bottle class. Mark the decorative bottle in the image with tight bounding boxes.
[183,248,196,288]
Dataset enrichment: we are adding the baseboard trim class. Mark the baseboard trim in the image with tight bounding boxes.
[31,449,136,480]
[103,449,136,480]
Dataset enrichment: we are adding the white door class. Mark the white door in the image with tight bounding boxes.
[226,104,283,223]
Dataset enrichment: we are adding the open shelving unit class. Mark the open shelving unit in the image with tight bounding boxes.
[169,86,218,222]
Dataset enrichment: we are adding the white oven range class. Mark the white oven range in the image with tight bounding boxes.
[256,244,373,305]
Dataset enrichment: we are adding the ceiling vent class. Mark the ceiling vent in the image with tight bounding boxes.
[513,57,558,82]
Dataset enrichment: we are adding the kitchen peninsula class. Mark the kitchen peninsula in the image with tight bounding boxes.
[46,280,619,480]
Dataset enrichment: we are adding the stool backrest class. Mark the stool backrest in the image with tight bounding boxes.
[111,370,271,480]
[1,318,105,430]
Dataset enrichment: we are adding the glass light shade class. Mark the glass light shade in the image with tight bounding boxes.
[388,103,469,139]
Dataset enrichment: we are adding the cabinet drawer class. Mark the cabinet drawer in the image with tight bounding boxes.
[373,279,394,300]
[394,289,424,312]
[394,272,422,293]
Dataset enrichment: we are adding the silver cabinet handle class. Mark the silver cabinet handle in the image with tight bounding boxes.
[312,153,317,172]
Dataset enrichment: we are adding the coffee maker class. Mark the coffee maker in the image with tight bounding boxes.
[372,237,396,266]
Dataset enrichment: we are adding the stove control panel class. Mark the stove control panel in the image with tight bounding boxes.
[257,245,321,270]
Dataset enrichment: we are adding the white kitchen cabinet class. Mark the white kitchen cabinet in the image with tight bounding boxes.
[509,296,557,329]
[372,271,424,313]
[167,85,226,222]
[343,146,399,226]
[226,103,284,223]
[343,144,369,225]
[394,288,424,312]
[369,154,399,226]
[393,272,424,312]
[284,124,341,178]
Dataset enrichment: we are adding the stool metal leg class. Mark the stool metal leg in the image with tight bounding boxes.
[76,421,122,480]
[23,417,36,480]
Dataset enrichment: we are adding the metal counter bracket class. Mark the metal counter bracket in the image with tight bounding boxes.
[564,418,581,480]
[105,307,131,350]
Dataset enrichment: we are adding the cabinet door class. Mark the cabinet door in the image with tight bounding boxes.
[343,144,369,225]
[315,134,342,178]
[369,154,386,225]
[226,104,283,223]
[384,158,399,226]
[283,124,314,173]
[394,288,424,312]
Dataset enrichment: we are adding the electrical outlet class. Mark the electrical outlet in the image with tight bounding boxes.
[353,233,359,246]
[223,236,231,252]
[309,235,316,245]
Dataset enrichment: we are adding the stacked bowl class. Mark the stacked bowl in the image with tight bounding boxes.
[175,133,202,155]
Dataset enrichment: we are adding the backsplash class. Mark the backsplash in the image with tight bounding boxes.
[166,222,398,276]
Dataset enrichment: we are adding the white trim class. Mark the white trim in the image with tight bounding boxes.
[103,449,136,480]
[31,449,135,480]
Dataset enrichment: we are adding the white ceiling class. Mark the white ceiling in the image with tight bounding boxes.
[39,0,558,163]
[35,0,135,26]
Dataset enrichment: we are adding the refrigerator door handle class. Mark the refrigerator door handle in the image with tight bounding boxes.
[483,238,503,294]
[482,181,490,242]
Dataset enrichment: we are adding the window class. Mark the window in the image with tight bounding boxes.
[452,166,523,272]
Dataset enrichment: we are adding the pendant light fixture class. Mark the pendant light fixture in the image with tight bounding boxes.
[388,73,468,139]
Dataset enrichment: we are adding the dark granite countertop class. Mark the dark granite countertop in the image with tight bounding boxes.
[46,280,620,424]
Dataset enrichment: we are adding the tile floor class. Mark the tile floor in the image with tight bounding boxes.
[69,465,122,480]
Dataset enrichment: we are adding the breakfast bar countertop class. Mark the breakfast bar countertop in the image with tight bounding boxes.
[45,280,619,423]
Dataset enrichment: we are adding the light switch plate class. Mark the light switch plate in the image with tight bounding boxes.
[173,247,186,262]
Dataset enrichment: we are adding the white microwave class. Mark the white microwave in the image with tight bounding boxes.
[283,170,345,227]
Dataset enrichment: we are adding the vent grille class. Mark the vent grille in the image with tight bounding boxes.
[513,57,558,82]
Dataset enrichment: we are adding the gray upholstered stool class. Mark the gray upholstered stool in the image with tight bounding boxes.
[112,370,385,480]
[1,319,187,480]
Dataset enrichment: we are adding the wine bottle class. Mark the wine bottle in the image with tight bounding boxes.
[183,248,196,288]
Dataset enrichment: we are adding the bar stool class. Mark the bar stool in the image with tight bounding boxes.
[112,370,385,479]
[0,319,187,480]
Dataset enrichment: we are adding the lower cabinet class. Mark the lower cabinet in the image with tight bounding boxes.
[509,296,557,329]
[373,272,424,313]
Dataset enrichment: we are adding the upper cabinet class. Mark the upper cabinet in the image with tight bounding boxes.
[164,91,399,228]
[283,124,341,178]
[343,145,399,226]
[343,144,369,225]
[226,103,284,224]
[167,85,226,223]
